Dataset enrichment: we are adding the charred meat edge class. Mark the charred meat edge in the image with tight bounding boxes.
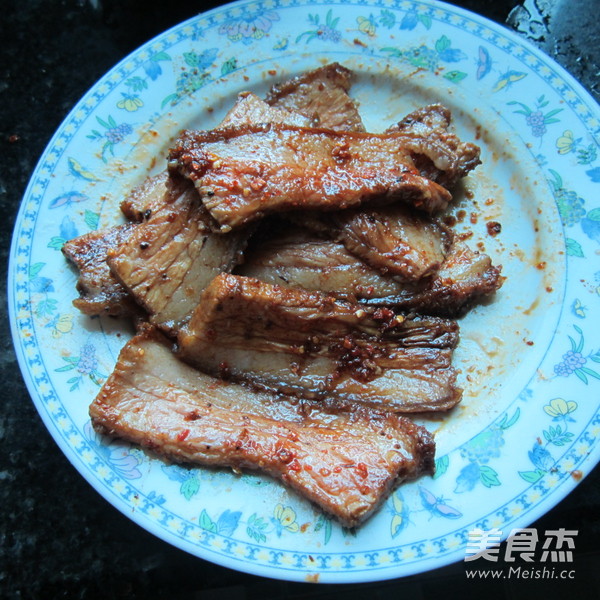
[62,223,142,318]
[90,329,435,527]
[387,104,481,188]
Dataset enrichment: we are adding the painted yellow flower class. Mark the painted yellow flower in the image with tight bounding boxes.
[117,94,144,112]
[543,397,578,418]
[556,130,577,155]
[357,16,377,37]
[273,503,299,534]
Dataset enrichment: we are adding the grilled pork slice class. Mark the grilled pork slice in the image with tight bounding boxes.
[295,205,453,280]
[120,171,171,222]
[387,104,480,188]
[168,125,453,230]
[177,274,461,412]
[265,62,365,132]
[90,330,435,526]
[220,91,310,128]
[108,178,249,332]
[62,224,141,318]
[237,229,502,315]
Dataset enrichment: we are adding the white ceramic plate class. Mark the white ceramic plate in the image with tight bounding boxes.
[9,0,600,583]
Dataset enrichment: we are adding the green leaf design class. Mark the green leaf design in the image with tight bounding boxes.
[443,71,467,83]
[315,514,333,545]
[565,238,584,257]
[47,237,66,250]
[181,476,200,500]
[586,207,600,221]
[96,116,110,129]
[221,58,237,76]
[498,407,520,430]
[246,513,268,543]
[381,47,402,57]
[435,35,451,53]
[152,51,171,62]
[126,76,148,92]
[574,370,588,384]
[161,93,179,109]
[84,210,100,231]
[183,52,198,67]
[418,14,432,29]
[545,108,563,118]
[579,367,600,380]
[433,454,449,479]
[479,465,501,488]
[199,509,217,533]
[29,262,45,280]
[36,298,58,318]
[547,168,563,190]
[519,469,545,483]
[379,9,396,28]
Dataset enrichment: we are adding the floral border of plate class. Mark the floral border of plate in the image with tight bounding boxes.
[9,0,600,583]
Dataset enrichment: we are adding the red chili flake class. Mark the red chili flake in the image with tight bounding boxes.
[355,462,369,479]
[486,221,502,237]
[288,459,302,472]
[176,429,190,442]
[8,134,20,143]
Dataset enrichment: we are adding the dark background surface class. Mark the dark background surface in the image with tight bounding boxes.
[1,1,599,598]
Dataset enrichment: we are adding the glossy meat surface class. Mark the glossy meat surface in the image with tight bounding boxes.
[108,178,249,331]
[168,124,453,229]
[266,63,365,132]
[238,228,501,315]
[90,331,435,526]
[387,104,481,188]
[177,274,461,412]
[62,224,140,318]
[220,91,310,128]
[297,204,452,279]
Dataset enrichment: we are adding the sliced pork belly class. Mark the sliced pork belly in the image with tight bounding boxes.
[220,91,310,128]
[177,274,461,412]
[295,205,453,280]
[387,104,481,188]
[62,224,141,318]
[237,228,501,315]
[168,124,453,230]
[265,62,365,132]
[120,170,171,222]
[90,330,435,526]
[108,178,250,332]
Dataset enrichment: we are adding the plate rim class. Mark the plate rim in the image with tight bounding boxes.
[9,0,600,583]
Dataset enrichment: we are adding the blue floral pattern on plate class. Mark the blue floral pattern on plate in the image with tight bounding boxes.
[8,0,600,583]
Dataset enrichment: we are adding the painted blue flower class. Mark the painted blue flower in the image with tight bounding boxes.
[586,167,600,183]
[528,443,554,471]
[217,509,242,536]
[60,216,78,240]
[30,276,54,294]
[143,60,162,80]
[400,12,418,30]
[455,462,480,493]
